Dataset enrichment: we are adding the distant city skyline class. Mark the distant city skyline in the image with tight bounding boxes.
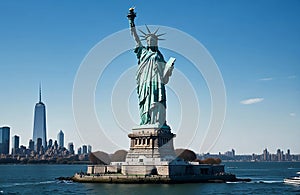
[2,125,299,157]
[0,125,92,157]
[201,147,300,162]
[0,1,299,154]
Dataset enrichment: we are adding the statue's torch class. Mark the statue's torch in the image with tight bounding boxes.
[127,7,136,27]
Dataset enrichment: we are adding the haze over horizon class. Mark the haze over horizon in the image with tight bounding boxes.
[0,1,299,155]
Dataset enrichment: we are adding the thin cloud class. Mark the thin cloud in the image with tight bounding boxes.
[289,113,296,117]
[259,77,273,81]
[288,75,296,79]
[240,98,264,105]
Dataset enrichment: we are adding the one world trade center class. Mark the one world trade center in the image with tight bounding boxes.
[32,84,47,149]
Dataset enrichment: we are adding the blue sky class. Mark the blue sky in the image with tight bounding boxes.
[0,0,299,154]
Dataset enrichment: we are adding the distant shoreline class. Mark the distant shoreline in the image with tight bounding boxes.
[0,159,91,165]
[1,161,300,165]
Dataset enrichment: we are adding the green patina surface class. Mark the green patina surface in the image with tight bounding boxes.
[128,7,174,126]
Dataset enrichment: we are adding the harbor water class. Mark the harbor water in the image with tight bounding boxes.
[0,162,300,194]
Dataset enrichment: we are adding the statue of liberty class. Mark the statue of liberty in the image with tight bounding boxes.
[127,8,175,127]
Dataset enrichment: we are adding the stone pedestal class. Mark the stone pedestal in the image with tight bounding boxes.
[125,124,176,164]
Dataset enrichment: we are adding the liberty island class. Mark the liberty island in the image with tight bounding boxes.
[68,8,249,183]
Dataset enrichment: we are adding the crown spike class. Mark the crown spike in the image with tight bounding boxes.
[157,33,166,37]
[153,27,160,35]
[145,24,151,34]
[138,29,147,35]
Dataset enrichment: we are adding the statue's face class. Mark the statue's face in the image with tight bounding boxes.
[147,35,158,47]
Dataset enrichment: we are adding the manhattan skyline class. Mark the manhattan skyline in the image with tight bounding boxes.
[0,1,299,154]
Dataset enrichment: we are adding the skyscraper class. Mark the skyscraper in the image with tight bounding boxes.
[48,139,53,148]
[263,148,269,161]
[68,142,74,154]
[88,145,92,154]
[32,84,47,149]
[57,130,64,148]
[29,139,34,151]
[78,147,82,155]
[54,140,58,149]
[36,138,42,152]
[0,126,10,155]
[82,145,87,154]
[12,135,20,155]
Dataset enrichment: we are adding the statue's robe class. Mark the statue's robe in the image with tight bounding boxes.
[135,46,167,125]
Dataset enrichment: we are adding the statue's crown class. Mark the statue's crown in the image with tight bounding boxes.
[139,25,165,41]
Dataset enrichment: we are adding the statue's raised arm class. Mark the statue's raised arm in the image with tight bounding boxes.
[127,8,142,47]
